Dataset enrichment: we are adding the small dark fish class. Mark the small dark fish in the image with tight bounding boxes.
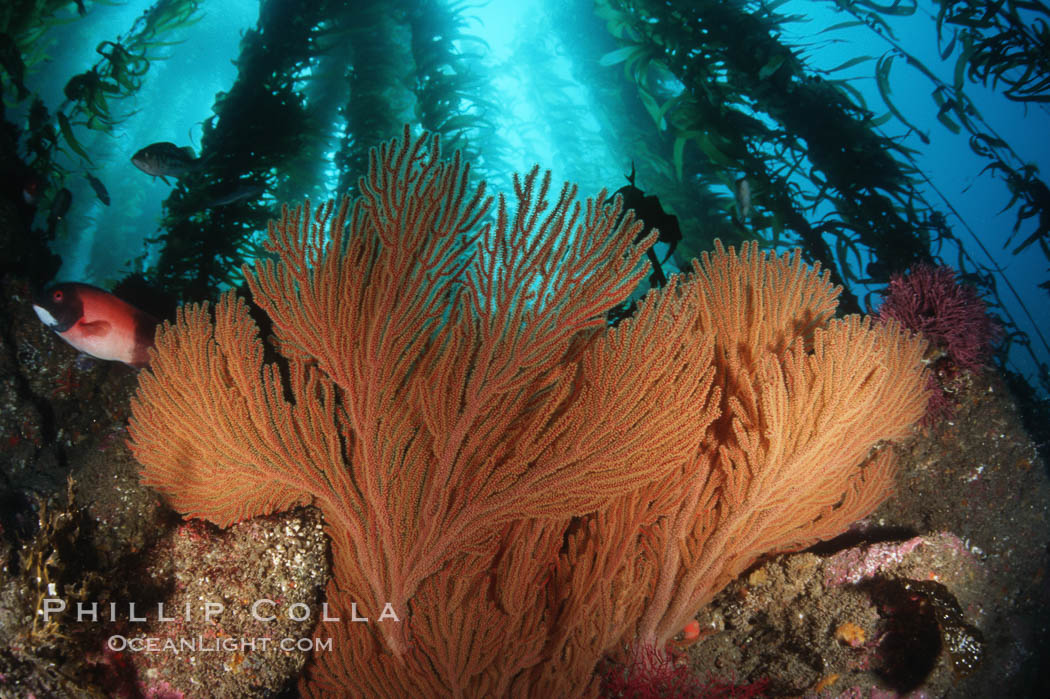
[204,181,265,208]
[84,172,110,206]
[733,176,751,223]
[21,170,42,205]
[0,33,29,102]
[46,188,72,238]
[131,142,200,184]
[33,282,158,367]
[74,0,86,15]
[608,163,682,289]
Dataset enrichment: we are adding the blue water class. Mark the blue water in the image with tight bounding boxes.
[778,0,1050,391]
[12,0,1049,392]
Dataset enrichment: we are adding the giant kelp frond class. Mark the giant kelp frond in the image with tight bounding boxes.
[933,0,1050,105]
[332,1,413,197]
[148,0,330,302]
[549,0,753,271]
[809,0,1050,387]
[593,0,935,313]
[406,0,508,179]
[60,1,205,133]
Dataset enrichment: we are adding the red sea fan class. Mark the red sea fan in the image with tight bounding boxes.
[876,264,1001,372]
[128,129,929,696]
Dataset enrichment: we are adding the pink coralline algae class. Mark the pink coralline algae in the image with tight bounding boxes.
[822,532,973,588]
[876,264,1000,372]
[824,536,926,587]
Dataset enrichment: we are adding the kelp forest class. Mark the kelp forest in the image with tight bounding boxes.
[2,0,1048,394]
[3,1,1050,697]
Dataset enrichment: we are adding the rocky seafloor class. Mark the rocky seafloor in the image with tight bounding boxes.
[679,369,1050,698]
[1,271,1048,698]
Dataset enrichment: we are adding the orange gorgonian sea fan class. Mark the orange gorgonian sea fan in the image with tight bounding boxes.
[128,127,928,697]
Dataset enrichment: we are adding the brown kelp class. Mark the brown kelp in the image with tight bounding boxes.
[148,0,327,301]
[808,0,1050,389]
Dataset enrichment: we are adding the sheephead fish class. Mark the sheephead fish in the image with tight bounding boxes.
[33,283,158,367]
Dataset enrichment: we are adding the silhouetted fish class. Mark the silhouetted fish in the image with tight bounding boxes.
[46,188,72,238]
[733,176,751,223]
[131,142,200,184]
[203,181,265,208]
[608,163,681,288]
[84,172,110,206]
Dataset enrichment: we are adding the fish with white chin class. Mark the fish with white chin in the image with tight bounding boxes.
[33,283,159,368]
